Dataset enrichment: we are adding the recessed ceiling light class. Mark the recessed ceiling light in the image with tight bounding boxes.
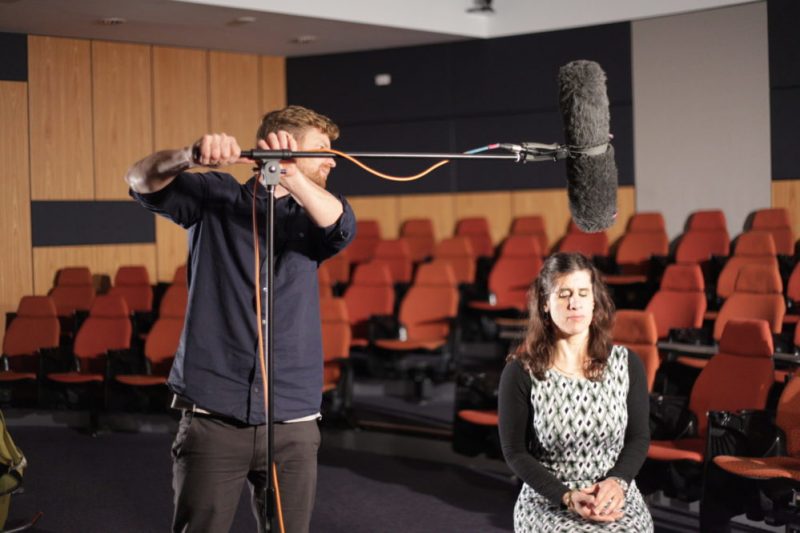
[290,35,317,45]
[98,17,126,26]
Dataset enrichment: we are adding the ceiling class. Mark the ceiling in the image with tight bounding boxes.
[0,0,755,57]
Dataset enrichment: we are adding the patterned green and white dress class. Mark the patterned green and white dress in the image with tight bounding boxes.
[513,346,654,532]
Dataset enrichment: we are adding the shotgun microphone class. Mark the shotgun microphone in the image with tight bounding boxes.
[558,60,618,233]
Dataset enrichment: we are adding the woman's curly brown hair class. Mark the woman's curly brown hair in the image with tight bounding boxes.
[508,252,615,381]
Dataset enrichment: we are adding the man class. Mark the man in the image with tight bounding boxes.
[125,105,356,533]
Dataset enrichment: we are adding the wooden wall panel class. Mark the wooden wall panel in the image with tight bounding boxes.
[454,191,513,245]
[0,82,34,348]
[209,51,260,183]
[28,36,94,200]
[260,56,286,115]
[347,197,399,239]
[32,244,157,295]
[772,180,800,242]
[152,46,209,280]
[398,194,456,241]
[92,41,153,200]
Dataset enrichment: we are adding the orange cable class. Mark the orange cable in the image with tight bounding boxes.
[317,148,449,182]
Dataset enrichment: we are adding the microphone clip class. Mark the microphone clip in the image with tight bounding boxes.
[500,143,570,163]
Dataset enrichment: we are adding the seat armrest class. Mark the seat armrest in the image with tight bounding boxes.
[707,409,784,459]
[650,393,696,440]
[668,327,713,346]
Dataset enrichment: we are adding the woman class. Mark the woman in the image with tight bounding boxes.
[498,252,652,532]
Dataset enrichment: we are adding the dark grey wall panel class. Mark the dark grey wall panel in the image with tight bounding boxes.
[768,0,800,89]
[31,201,156,246]
[449,23,632,116]
[771,87,800,180]
[288,44,453,124]
[0,32,27,81]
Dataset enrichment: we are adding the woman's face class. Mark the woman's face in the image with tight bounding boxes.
[544,269,595,339]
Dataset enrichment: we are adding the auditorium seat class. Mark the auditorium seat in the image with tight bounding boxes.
[433,237,477,287]
[612,310,659,391]
[468,254,542,314]
[713,264,785,344]
[399,218,436,263]
[497,235,542,260]
[347,219,381,265]
[317,263,334,300]
[108,265,153,314]
[371,239,413,286]
[675,210,730,265]
[320,297,352,417]
[714,231,778,303]
[342,262,394,349]
[372,262,459,377]
[0,296,60,405]
[455,217,494,259]
[643,319,774,501]
[750,207,794,256]
[606,212,669,283]
[509,215,548,255]
[321,249,351,289]
[556,222,610,258]
[645,263,707,340]
[784,262,800,326]
[48,266,95,318]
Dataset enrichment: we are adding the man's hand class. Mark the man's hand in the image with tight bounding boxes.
[193,133,248,168]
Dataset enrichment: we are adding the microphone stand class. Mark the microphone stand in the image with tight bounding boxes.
[245,144,565,531]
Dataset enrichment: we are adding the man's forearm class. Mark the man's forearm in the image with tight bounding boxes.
[283,178,344,228]
[125,146,194,194]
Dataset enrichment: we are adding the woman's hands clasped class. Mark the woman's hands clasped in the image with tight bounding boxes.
[565,477,626,522]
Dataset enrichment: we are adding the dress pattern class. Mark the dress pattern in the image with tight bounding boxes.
[513,346,654,532]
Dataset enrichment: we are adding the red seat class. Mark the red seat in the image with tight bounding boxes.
[371,239,413,285]
[469,256,542,313]
[374,262,459,353]
[498,235,542,259]
[320,298,352,411]
[108,265,153,313]
[400,218,436,263]
[675,210,730,264]
[47,295,132,386]
[321,249,351,287]
[455,217,494,259]
[509,216,548,255]
[433,237,476,286]
[48,266,95,317]
[556,229,610,257]
[317,263,334,300]
[713,264,785,343]
[715,231,778,301]
[784,262,800,326]
[606,212,669,283]
[0,296,60,383]
[612,310,659,391]
[172,264,188,286]
[347,220,381,264]
[751,207,794,256]
[342,262,394,348]
[648,319,774,463]
[645,264,707,339]
[457,409,498,426]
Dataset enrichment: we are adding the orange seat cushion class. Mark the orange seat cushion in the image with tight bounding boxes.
[604,274,648,285]
[374,339,447,352]
[115,375,167,386]
[0,372,37,382]
[675,356,709,369]
[714,455,800,481]
[48,372,104,384]
[648,438,705,462]
[458,409,499,426]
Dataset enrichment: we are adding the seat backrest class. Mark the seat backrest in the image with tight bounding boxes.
[687,210,727,231]
[109,267,153,313]
[628,212,666,232]
[488,256,543,311]
[2,296,60,358]
[612,310,659,391]
[159,284,188,318]
[343,265,394,338]
[399,285,459,340]
[675,231,731,264]
[455,217,494,258]
[50,267,95,316]
[317,263,334,299]
[715,231,778,299]
[321,249,350,286]
[714,264,785,341]
[646,264,706,338]
[776,374,800,458]
[499,235,541,258]
[172,264,188,286]
[400,218,436,262]
[787,262,800,304]
[690,319,774,438]
[751,208,794,255]
[348,220,382,264]
[73,295,132,370]
[510,216,548,254]
[415,262,457,288]
[434,237,476,284]
[143,317,183,372]
[557,231,610,257]
[615,232,669,273]
[372,239,413,284]
[320,298,351,362]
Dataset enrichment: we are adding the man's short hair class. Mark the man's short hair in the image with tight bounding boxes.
[256,105,339,143]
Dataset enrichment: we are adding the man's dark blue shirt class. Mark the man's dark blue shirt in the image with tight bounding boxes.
[131,171,356,424]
